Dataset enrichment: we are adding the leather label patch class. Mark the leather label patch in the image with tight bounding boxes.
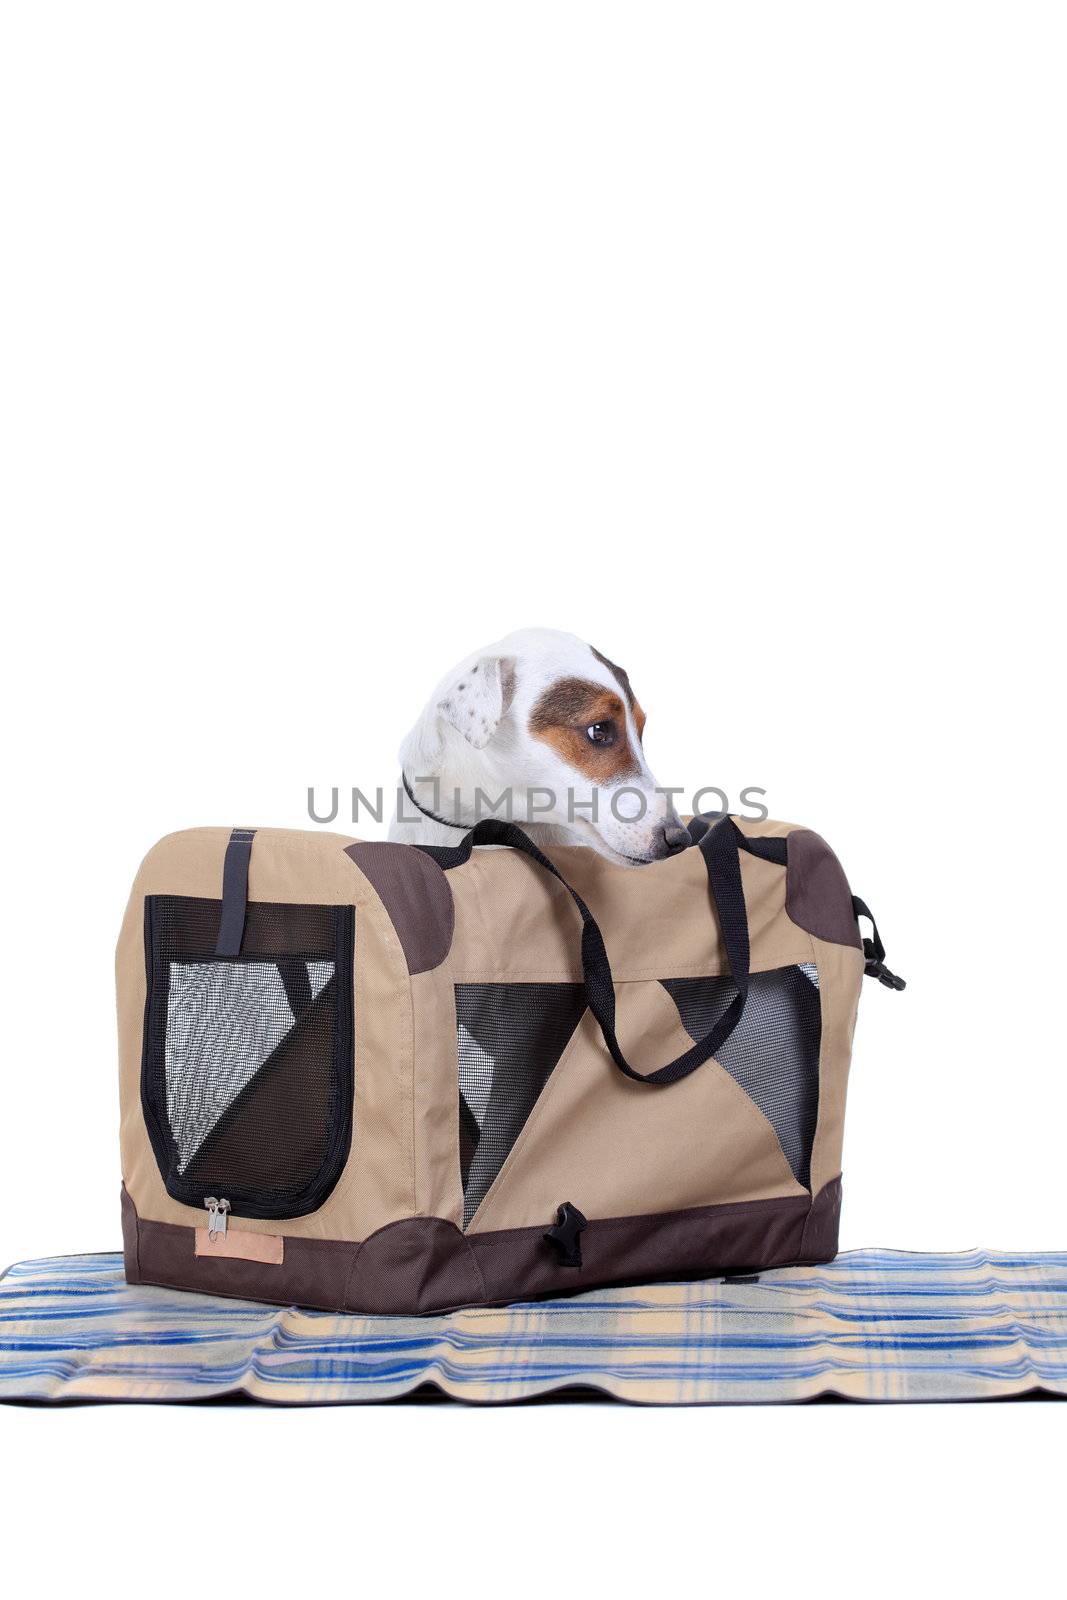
[195,1228,285,1265]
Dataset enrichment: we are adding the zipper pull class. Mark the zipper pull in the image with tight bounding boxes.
[204,1197,231,1238]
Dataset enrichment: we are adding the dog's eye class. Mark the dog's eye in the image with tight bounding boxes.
[586,721,616,745]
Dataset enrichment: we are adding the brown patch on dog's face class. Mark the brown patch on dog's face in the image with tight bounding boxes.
[590,645,645,743]
[529,677,641,780]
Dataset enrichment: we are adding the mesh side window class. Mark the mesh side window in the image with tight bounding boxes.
[165,958,335,1173]
[662,964,821,1188]
[456,983,585,1227]
[142,895,355,1219]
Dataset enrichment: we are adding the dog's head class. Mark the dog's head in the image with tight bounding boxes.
[403,628,689,864]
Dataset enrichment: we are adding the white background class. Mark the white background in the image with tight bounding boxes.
[1,1,1063,1591]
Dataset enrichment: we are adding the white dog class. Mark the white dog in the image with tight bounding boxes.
[388,628,689,864]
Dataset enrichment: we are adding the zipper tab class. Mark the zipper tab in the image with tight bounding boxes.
[204,1197,231,1238]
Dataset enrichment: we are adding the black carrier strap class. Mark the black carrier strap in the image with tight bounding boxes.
[692,815,905,989]
[687,812,788,864]
[419,817,751,1086]
[215,828,257,957]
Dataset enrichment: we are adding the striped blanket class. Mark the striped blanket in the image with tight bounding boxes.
[2,1249,1065,1404]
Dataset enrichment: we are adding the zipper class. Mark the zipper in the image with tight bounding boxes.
[204,1197,231,1238]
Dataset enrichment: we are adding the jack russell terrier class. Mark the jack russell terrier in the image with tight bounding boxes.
[389,628,690,864]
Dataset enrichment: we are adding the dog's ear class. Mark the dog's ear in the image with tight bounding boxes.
[437,656,517,749]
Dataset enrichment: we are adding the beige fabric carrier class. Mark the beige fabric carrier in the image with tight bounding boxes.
[116,815,902,1312]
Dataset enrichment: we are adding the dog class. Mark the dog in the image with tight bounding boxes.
[388,628,690,864]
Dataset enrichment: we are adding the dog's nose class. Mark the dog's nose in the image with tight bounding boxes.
[663,824,691,854]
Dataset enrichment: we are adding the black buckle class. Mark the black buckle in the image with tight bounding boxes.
[544,1202,588,1268]
[864,957,906,991]
[857,905,906,991]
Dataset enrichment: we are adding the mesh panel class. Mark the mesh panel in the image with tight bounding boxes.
[153,894,338,959]
[662,963,821,1188]
[455,983,585,1227]
[165,959,336,1173]
[142,895,355,1218]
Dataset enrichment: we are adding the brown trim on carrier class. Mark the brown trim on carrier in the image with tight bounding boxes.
[122,1188,359,1309]
[344,840,455,974]
[798,1173,843,1262]
[785,830,863,949]
[122,1178,843,1315]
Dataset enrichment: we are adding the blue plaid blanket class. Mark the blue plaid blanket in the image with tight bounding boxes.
[2,1249,1065,1404]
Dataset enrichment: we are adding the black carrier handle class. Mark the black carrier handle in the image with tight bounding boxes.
[419,816,751,1086]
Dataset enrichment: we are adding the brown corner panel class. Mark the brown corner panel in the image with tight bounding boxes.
[346,1217,486,1313]
[785,830,862,949]
[797,1174,843,1262]
[344,840,455,974]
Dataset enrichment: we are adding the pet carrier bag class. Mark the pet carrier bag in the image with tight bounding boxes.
[116,815,903,1312]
